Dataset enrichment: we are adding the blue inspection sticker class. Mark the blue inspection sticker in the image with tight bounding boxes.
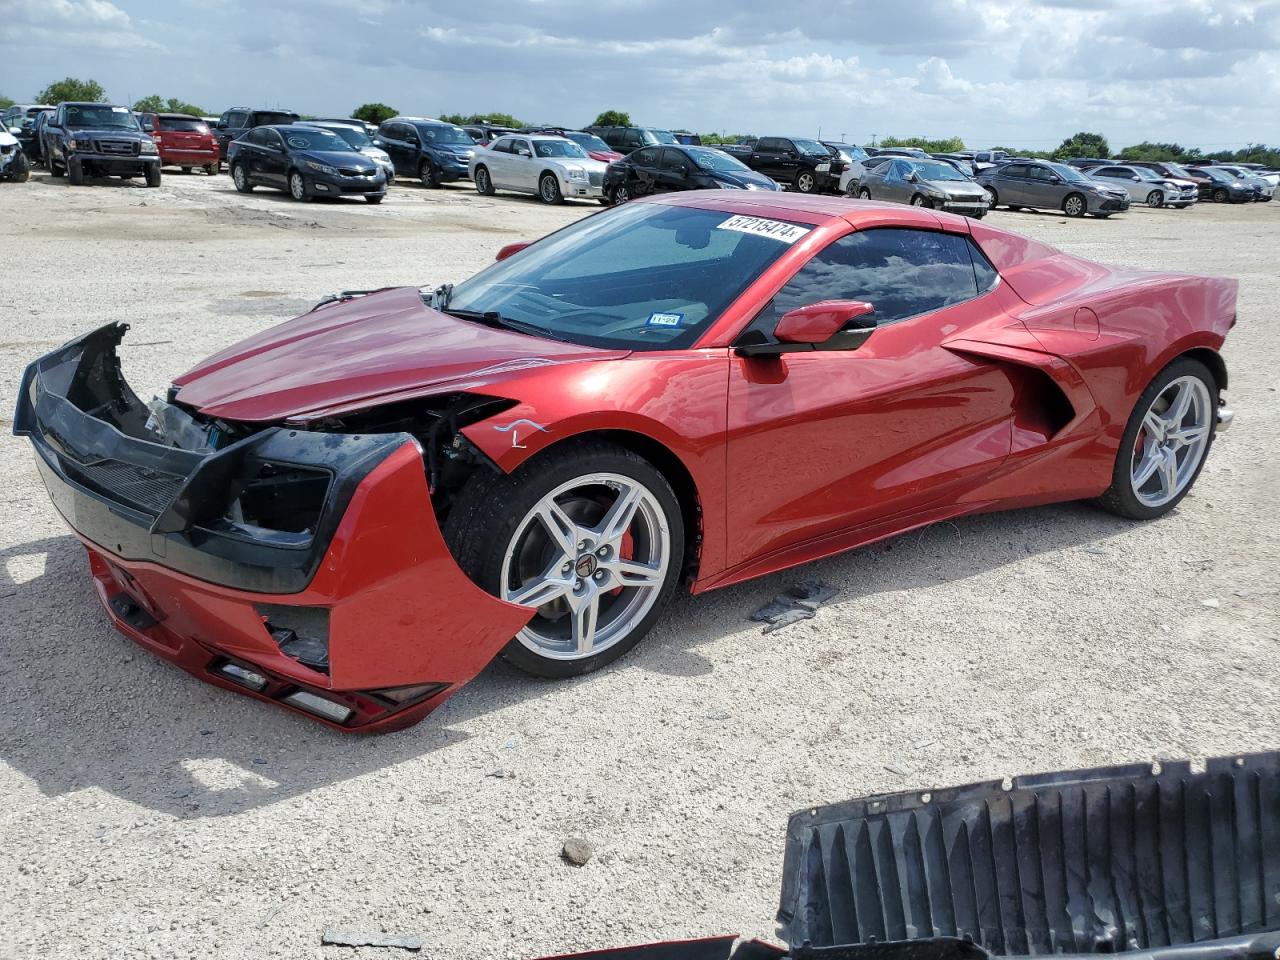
[646,312,684,327]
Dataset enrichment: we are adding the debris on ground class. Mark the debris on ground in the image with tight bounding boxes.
[751,581,838,633]
[562,837,594,866]
[1202,598,1222,608]
[321,930,424,951]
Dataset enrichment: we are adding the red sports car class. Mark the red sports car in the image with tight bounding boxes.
[15,193,1237,731]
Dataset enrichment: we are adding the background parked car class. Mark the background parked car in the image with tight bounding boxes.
[41,102,161,187]
[470,134,606,204]
[212,108,301,163]
[717,139,756,159]
[0,128,31,182]
[739,136,836,193]
[136,112,220,175]
[462,122,517,146]
[228,124,386,203]
[976,160,1129,217]
[2,104,53,161]
[855,157,989,216]
[524,127,623,162]
[1209,164,1275,199]
[376,118,475,186]
[818,141,860,192]
[1086,163,1189,208]
[1180,166,1255,202]
[839,152,890,195]
[673,132,702,145]
[26,109,53,166]
[301,119,395,183]
[602,143,779,202]
[584,125,679,155]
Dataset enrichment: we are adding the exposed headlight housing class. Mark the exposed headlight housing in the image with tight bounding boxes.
[66,137,82,150]
[140,140,158,154]
[305,160,338,175]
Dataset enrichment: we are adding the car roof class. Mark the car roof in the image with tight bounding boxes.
[640,189,969,229]
[226,107,298,113]
[157,112,203,120]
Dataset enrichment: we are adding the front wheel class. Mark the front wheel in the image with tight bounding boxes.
[611,182,631,204]
[9,152,30,183]
[1212,188,1229,203]
[419,160,440,188]
[289,171,310,202]
[443,441,684,678]
[232,163,253,192]
[539,172,563,204]
[857,187,871,200]
[144,165,161,188]
[795,170,817,194]
[67,161,83,186]
[1062,193,1086,217]
[985,187,998,207]
[473,165,495,196]
[910,193,931,208]
[1095,357,1218,521]
[365,193,384,204]
[1146,190,1164,208]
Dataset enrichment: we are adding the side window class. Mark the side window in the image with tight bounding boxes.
[226,112,247,129]
[632,147,660,166]
[885,160,908,183]
[771,229,983,326]
[512,138,532,156]
[241,128,262,146]
[622,129,644,148]
[756,138,781,153]
[261,128,283,149]
[659,148,687,172]
[1095,166,1124,178]
[1027,166,1052,181]
[1002,164,1029,179]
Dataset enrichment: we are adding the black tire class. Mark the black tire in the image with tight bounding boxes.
[288,170,311,202]
[794,170,817,194]
[205,164,218,176]
[611,182,631,204]
[67,161,83,186]
[985,188,999,207]
[857,187,871,200]
[365,193,384,204]
[419,160,440,188]
[1062,192,1086,217]
[474,165,495,196]
[1094,356,1218,521]
[970,209,986,219]
[910,193,932,208]
[10,152,30,183]
[50,154,64,177]
[180,166,191,174]
[144,165,161,188]
[231,163,253,193]
[1146,190,1164,208]
[1212,188,1229,203]
[443,440,684,678]
[538,172,563,204]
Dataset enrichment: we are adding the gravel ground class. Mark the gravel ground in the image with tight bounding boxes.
[1,170,1277,960]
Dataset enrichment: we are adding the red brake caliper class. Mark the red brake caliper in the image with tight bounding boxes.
[610,530,634,597]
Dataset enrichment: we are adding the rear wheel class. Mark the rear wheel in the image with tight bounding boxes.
[539,172,563,204]
[232,163,253,192]
[473,165,495,196]
[205,164,218,176]
[444,441,683,678]
[181,166,191,174]
[1062,193,1086,217]
[1095,357,1217,521]
[795,170,817,194]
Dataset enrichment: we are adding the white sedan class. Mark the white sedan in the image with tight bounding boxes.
[1086,163,1188,208]
[470,135,607,204]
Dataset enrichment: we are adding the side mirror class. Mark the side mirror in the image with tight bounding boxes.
[517,148,532,158]
[496,241,530,262]
[738,301,876,357]
[907,171,920,183]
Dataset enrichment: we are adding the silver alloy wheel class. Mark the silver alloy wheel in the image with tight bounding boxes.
[858,188,871,199]
[289,172,306,200]
[540,174,559,203]
[475,167,490,194]
[1130,375,1212,508]
[501,472,670,661]
[797,172,814,192]
[1064,195,1084,216]
[1147,190,1164,208]
[233,165,247,190]
[911,194,927,206]
[614,184,630,203]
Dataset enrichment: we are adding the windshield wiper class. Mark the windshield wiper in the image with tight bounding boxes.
[440,308,569,343]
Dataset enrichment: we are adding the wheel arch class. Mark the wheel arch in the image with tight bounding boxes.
[1181,346,1228,391]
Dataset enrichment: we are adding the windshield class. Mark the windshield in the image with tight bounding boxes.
[1049,162,1091,183]
[1131,167,1161,181]
[652,129,678,144]
[257,112,298,126]
[446,204,800,350]
[159,118,209,133]
[533,139,589,159]
[913,161,968,182]
[64,105,140,130]
[420,124,472,145]
[1204,168,1234,182]
[565,132,611,153]
[687,147,751,173]
[315,124,372,148]
[792,139,829,156]
[281,128,357,153]
[1162,163,1191,177]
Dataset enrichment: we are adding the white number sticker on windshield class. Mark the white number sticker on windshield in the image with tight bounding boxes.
[717,215,810,244]
[646,312,684,327]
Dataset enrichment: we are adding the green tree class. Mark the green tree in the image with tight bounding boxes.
[35,77,107,104]
[881,135,966,153]
[132,95,206,116]
[436,111,523,127]
[1054,131,1110,159]
[991,145,1054,159]
[0,94,14,111]
[592,109,631,127]
[1117,141,1191,162]
[351,102,397,125]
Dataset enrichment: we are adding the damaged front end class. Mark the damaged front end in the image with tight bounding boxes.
[541,751,1280,960]
[14,322,533,731]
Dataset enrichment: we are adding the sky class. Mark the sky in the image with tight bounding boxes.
[2,0,1277,152]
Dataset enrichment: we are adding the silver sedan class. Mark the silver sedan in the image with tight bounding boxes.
[855,157,989,217]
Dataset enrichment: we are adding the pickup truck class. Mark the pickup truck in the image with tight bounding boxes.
[738,136,834,193]
[41,102,161,186]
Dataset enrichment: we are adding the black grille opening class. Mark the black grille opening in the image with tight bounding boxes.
[229,463,331,534]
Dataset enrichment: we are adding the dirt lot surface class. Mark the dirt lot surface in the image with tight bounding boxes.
[1,169,1277,960]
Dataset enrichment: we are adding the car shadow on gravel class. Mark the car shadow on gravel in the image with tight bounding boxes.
[0,502,1130,817]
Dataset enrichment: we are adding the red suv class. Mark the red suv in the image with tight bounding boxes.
[137,112,220,174]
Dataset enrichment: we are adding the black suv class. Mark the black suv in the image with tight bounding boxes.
[584,125,678,155]
[374,117,476,186]
[740,136,836,193]
[2,104,53,160]
[41,102,161,186]
[212,108,301,162]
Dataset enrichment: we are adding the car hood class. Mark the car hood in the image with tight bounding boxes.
[588,149,624,162]
[300,150,377,170]
[708,169,778,190]
[923,180,984,196]
[172,287,629,423]
[549,157,607,174]
[65,126,147,139]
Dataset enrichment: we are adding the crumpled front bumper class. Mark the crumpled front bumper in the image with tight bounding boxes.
[14,323,533,731]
